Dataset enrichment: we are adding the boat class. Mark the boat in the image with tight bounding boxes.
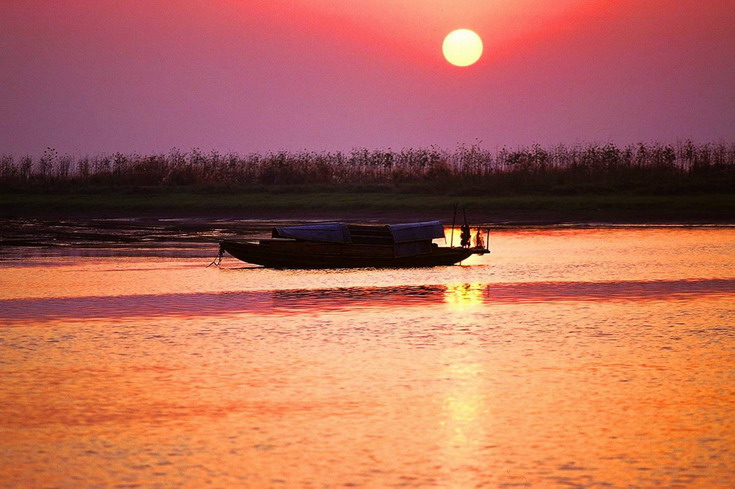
[217,221,488,269]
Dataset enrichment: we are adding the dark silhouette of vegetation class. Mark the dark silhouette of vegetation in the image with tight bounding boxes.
[1,141,734,195]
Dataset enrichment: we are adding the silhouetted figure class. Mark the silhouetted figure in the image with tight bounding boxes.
[460,208,471,248]
[475,229,484,248]
[460,223,471,248]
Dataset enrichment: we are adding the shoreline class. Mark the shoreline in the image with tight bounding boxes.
[2,208,733,228]
[2,205,734,228]
[1,190,733,226]
[2,208,733,252]
[2,213,732,254]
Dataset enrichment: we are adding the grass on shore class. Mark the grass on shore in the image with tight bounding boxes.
[2,142,733,221]
[2,141,734,195]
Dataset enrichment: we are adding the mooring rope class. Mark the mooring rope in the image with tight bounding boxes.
[207,245,224,268]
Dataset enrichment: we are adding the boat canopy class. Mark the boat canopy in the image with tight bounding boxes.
[272,221,444,245]
[272,223,351,243]
[387,221,445,243]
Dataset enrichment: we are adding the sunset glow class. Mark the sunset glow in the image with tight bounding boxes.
[1,0,733,155]
[1,0,734,487]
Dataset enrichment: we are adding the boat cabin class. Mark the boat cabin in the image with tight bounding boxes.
[271,221,445,257]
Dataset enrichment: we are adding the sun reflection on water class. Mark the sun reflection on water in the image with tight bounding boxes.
[440,354,488,487]
[443,283,485,310]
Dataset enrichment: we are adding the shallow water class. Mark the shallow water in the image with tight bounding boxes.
[1,227,734,488]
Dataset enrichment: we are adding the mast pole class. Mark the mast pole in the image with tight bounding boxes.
[450,202,458,247]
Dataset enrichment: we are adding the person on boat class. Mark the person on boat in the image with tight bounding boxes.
[460,223,471,248]
[474,229,484,248]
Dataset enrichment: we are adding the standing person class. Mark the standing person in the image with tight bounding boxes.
[460,208,471,248]
[460,222,471,248]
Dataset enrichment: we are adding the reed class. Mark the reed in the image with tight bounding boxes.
[1,141,733,194]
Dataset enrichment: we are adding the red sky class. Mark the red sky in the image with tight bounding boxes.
[1,0,734,155]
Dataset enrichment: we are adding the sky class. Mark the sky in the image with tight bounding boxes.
[1,0,734,156]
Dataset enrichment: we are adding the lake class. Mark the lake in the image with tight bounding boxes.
[1,225,734,488]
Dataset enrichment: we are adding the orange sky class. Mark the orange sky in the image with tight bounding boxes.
[1,0,733,154]
[241,0,605,67]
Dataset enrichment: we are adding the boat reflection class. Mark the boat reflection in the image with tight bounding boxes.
[3,278,734,324]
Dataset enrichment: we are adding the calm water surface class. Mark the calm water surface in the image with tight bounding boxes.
[1,227,734,488]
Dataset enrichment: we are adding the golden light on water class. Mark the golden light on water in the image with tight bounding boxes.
[443,29,483,67]
[444,283,484,309]
[2,228,735,487]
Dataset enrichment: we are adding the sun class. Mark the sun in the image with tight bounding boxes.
[442,29,483,67]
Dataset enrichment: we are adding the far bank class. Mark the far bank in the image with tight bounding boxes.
[1,189,733,225]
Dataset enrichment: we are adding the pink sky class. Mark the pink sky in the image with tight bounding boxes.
[1,0,734,156]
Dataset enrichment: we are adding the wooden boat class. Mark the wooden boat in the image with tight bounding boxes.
[218,221,488,269]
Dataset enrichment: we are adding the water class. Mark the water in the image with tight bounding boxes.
[1,227,734,488]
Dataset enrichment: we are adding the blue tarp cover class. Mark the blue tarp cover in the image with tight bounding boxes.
[387,221,444,243]
[273,221,444,244]
[272,223,351,243]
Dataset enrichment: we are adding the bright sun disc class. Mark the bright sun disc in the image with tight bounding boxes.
[443,29,483,67]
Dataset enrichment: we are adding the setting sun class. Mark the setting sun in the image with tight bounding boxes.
[442,29,483,67]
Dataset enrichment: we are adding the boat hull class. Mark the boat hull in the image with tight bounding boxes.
[219,240,481,269]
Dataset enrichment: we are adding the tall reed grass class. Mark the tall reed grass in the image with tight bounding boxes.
[1,141,733,194]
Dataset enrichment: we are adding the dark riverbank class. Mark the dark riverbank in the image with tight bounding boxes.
[2,142,733,226]
[1,190,733,226]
